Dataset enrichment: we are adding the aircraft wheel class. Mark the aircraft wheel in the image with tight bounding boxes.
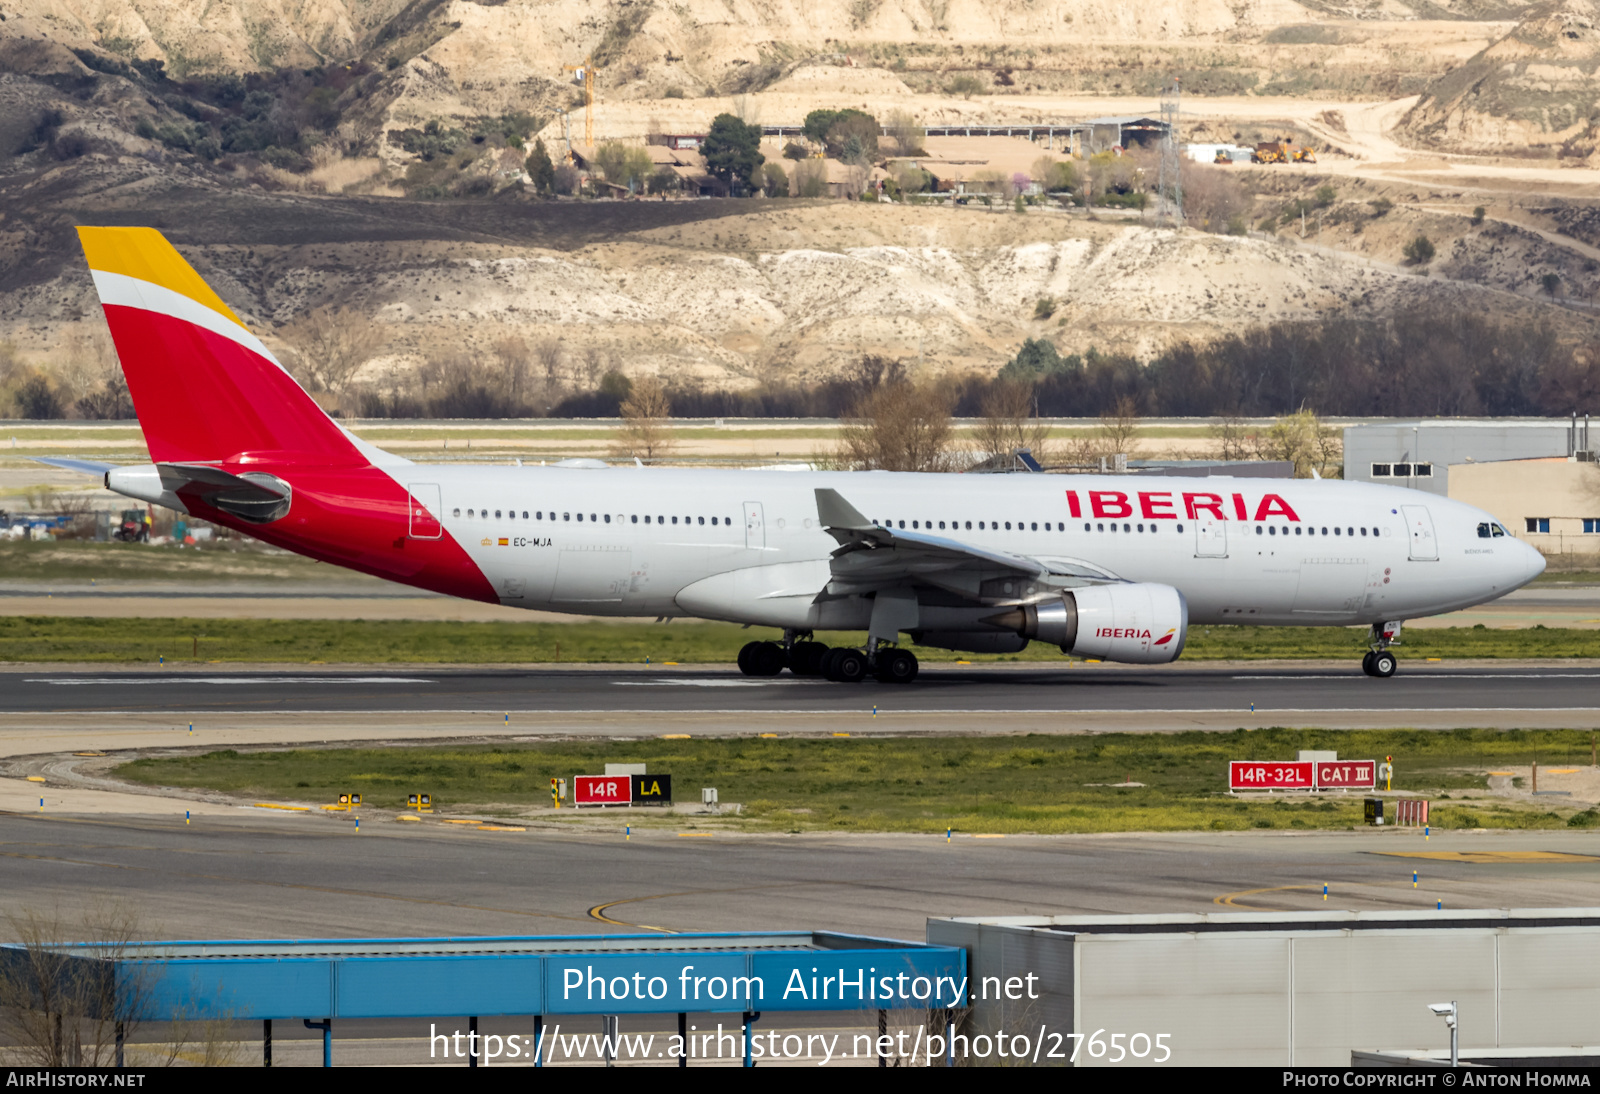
[789,641,828,676]
[737,641,763,676]
[1360,651,1376,677]
[826,648,868,683]
[1370,651,1398,678]
[750,641,787,677]
[875,648,919,684]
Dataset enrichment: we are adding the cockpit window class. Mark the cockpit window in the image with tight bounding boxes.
[1491,523,1506,537]
[1477,522,1491,539]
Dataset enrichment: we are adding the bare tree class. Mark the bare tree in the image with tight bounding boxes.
[491,335,532,405]
[581,345,606,387]
[1097,396,1143,459]
[1212,415,1252,461]
[837,375,957,472]
[614,375,675,460]
[0,903,148,1066]
[971,379,1051,465]
[278,307,384,394]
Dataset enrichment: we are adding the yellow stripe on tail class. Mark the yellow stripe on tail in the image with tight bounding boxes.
[76,226,242,325]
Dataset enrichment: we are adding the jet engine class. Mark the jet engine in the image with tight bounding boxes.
[986,583,1188,664]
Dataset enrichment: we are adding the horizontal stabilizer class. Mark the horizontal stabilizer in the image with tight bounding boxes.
[32,457,116,475]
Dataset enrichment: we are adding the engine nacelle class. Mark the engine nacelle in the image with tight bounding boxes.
[990,582,1188,664]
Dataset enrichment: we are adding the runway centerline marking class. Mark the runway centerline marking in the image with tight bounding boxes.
[25,677,437,686]
[612,680,776,688]
[1372,851,1600,864]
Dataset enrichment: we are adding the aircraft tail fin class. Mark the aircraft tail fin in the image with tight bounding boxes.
[76,227,363,466]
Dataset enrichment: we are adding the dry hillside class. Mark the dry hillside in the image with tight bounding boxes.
[1400,0,1600,158]
[5,0,1600,414]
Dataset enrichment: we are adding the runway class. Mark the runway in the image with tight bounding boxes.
[4,663,1600,727]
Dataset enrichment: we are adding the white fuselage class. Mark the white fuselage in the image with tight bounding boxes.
[412,467,1543,632]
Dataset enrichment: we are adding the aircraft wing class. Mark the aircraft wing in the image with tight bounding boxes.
[814,487,1119,604]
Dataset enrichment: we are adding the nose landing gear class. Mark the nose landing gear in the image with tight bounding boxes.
[1361,620,1403,677]
[1361,650,1397,678]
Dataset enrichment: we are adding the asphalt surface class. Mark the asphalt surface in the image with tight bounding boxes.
[3,810,1597,941]
[5,663,1599,718]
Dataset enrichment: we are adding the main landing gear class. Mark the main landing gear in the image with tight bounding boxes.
[1361,621,1401,678]
[736,633,919,684]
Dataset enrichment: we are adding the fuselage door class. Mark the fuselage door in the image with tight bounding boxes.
[407,483,442,539]
[1195,515,1227,557]
[1402,504,1438,561]
[744,501,765,549]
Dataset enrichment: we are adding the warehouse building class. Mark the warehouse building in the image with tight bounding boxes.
[1344,418,1599,557]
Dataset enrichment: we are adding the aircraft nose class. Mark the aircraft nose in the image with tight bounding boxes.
[1522,540,1547,585]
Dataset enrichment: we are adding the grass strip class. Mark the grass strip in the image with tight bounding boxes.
[113,728,1600,834]
[1,616,1595,663]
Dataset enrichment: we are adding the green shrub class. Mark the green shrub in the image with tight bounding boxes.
[1402,234,1435,266]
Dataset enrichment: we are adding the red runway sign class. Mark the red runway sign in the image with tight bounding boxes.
[1229,761,1314,790]
[1229,760,1378,791]
[1314,761,1377,789]
[573,775,631,805]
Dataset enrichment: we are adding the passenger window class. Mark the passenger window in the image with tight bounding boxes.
[912,521,919,529]
[631,515,638,523]
[1294,527,1301,535]
[939,521,945,529]
[453,509,461,517]
[564,512,571,521]
[1268,526,1275,535]
[658,515,665,524]
[899,521,906,529]
[1085,523,1092,532]
[1123,523,1131,532]
[698,516,704,525]
[1256,526,1263,535]
[978,522,985,530]
[1360,527,1367,536]
[966,521,972,530]
[576,513,583,522]
[1005,522,1011,530]
[1347,527,1354,536]
[1096,523,1104,531]
[1176,524,1184,533]
[711,517,717,526]
[604,514,611,523]
[467,509,474,517]
[672,516,678,525]
[1031,522,1038,531]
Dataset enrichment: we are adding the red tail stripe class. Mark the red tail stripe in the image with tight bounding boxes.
[102,306,360,465]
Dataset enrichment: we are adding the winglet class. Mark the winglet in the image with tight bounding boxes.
[815,488,873,530]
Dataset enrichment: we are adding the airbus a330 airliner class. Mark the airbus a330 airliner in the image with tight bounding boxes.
[51,227,1545,684]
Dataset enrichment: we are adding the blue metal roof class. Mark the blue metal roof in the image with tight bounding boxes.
[4,932,966,1021]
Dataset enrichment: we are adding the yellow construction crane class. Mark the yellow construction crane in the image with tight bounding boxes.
[563,57,594,148]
